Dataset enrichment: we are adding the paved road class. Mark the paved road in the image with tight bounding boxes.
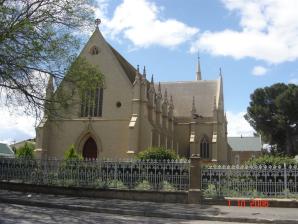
[0,203,253,224]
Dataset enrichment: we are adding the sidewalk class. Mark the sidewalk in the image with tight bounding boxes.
[0,190,298,223]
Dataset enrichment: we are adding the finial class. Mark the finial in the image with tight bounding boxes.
[151,74,154,84]
[164,89,168,99]
[148,75,155,94]
[170,95,174,106]
[158,82,161,93]
[196,52,202,81]
[134,65,141,84]
[143,66,146,78]
[95,18,101,27]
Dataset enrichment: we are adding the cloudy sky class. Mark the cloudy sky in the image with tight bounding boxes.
[1,0,298,143]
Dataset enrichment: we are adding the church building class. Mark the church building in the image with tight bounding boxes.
[36,24,230,164]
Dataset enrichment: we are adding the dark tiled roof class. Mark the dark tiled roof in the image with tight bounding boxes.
[157,80,219,117]
[0,143,15,156]
[108,44,136,84]
[228,137,262,152]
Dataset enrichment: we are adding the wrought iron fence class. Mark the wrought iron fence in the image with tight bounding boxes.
[202,164,298,198]
[0,158,190,191]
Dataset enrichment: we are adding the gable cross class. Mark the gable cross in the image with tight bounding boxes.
[95,18,101,27]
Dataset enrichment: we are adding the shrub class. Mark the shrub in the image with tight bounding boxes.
[135,147,179,160]
[134,180,152,191]
[203,184,217,198]
[245,154,297,166]
[92,179,107,189]
[161,181,176,191]
[59,145,83,183]
[107,180,127,189]
[16,142,35,159]
[64,144,82,161]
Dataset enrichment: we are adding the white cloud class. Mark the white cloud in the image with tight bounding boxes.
[252,65,267,76]
[104,0,198,48]
[289,78,298,84]
[191,0,298,64]
[226,111,255,137]
[0,100,36,144]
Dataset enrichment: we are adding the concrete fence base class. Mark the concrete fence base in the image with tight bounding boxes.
[0,181,189,204]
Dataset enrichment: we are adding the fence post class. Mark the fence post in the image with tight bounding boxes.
[188,154,202,204]
[284,163,287,197]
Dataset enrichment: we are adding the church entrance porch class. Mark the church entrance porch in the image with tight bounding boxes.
[82,137,97,159]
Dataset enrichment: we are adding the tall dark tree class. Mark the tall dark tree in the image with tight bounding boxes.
[245,83,298,155]
[0,0,99,117]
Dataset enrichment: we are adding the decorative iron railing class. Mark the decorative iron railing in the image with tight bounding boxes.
[202,164,298,198]
[0,158,190,191]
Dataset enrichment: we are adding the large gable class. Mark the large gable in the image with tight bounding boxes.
[158,80,219,118]
[80,28,136,85]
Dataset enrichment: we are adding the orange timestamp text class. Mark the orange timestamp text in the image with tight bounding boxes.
[227,199,269,208]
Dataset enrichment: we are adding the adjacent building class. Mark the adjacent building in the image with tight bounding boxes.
[228,136,262,164]
[0,143,15,158]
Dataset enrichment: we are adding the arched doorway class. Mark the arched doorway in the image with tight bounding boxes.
[82,137,97,159]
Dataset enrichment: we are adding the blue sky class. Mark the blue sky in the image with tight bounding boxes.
[1,0,298,143]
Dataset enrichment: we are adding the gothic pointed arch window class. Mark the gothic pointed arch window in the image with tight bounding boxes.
[200,136,210,159]
[90,45,99,55]
[80,87,103,117]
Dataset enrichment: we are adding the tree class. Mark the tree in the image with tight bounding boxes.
[0,0,97,117]
[245,83,298,155]
[64,144,82,161]
[16,142,35,159]
[135,147,179,160]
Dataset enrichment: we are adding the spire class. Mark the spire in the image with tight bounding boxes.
[169,95,174,109]
[163,88,168,104]
[158,82,161,94]
[156,82,162,99]
[143,66,146,79]
[148,74,155,93]
[196,53,202,80]
[191,96,196,114]
[133,65,141,85]
[219,67,222,77]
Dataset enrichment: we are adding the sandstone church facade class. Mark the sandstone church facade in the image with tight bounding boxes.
[36,26,230,164]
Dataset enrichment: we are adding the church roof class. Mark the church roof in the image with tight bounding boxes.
[108,43,136,84]
[0,143,15,158]
[158,80,219,118]
[228,136,262,152]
